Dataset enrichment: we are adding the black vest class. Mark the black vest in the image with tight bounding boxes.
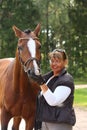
[36,69,76,126]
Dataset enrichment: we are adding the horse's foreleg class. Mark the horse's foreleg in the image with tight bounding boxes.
[12,117,21,130]
[25,117,35,130]
[1,107,11,130]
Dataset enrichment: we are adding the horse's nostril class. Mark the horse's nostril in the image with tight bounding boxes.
[38,68,40,72]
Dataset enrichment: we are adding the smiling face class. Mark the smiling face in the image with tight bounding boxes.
[49,50,68,76]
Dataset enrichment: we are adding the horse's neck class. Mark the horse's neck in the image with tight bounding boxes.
[13,57,28,92]
[13,56,40,95]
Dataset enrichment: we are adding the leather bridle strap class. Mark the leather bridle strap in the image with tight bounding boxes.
[23,57,38,72]
[18,37,39,72]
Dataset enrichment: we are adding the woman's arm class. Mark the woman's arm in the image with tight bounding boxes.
[40,84,71,106]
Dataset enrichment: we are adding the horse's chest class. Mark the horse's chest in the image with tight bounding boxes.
[11,95,36,118]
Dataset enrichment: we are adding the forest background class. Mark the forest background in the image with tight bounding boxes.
[0,0,87,82]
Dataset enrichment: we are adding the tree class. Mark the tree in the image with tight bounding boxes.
[0,0,41,58]
[34,0,70,73]
[0,0,87,80]
[67,0,87,78]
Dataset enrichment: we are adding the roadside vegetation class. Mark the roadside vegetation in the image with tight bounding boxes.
[74,88,87,108]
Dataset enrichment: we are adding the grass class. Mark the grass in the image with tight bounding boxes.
[74,77,87,85]
[75,80,87,85]
[74,79,87,85]
[74,88,87,107]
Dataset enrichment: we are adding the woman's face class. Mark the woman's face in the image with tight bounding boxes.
[50,57,67,75]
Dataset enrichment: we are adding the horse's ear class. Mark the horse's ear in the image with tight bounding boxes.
[34,23,41,36]
[12,25,24,38]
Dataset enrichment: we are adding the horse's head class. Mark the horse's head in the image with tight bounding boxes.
[13,24,41,79]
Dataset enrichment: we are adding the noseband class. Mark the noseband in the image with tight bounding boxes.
[18,37,40,73]
[23,57,39,72]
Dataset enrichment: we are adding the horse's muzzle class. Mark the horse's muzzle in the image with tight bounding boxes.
[27,69,41,82]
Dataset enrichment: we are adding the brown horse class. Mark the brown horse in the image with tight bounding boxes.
[0,24,41,130]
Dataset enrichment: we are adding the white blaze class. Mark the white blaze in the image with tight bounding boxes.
[27,38,40,75]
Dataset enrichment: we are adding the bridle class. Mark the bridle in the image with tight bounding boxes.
[18,37,40,73]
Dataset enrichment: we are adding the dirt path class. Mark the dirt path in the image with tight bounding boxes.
[75,84,87,89]
[74,85,87,130]
[0,107,87,130]
[73,107,87,130]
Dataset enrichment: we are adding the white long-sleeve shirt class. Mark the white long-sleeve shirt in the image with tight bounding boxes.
[42,86,71,106]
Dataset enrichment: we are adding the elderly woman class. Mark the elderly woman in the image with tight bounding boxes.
[35,49,76,130]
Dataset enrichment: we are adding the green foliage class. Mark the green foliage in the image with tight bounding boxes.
[0,0,87,80]
[0,0,41,58]
[74,88,87,107]
[66,0,87,78]
[75,77,87,85]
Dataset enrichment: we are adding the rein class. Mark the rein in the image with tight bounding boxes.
[18,37,40,73]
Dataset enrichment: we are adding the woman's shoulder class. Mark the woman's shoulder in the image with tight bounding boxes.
[65,72,74,81]
[61,72,74,88]
[59,68,74,82]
